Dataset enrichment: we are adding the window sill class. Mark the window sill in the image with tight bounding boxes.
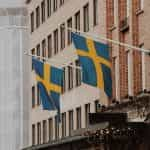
[136,9,144,16]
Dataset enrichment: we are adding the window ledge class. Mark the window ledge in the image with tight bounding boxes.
[108,26,116,32]
[136,9,144,16]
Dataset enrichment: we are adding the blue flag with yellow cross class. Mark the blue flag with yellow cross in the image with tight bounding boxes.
[72,33,112,98]
[32,57,63,120]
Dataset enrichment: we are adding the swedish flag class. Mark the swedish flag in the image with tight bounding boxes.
[32,58,63,116]
[72,33,112,98]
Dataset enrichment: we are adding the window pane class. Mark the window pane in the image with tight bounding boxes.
[37,122,41,144]
[61,112,66,137]
[48,34,52,58]
[47,0,51,17]
[67,17,72,45]
[55,116,59,139]
[83,3,89,32]
[75,11,80,32]
[30,12,34,32]
[43,120,47,143]
[68,64,73,90]
[60,24,65,50]
[93,0,98,26]
[75,60,81,86]
[76,107,81,129]
[54,0,58,12]
[69,110,73,136]
[36,6,40,28]
[54,29,58,54]
[42,39,46,59]
[32,124,35,145]
[49,118,53,141]
[41,0,45,23]
[85,103,90,127]
[32,86,35,108]
[61,67,66,93]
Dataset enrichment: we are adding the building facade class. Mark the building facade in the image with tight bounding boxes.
[25,0,150,149]
[0,6,29,150]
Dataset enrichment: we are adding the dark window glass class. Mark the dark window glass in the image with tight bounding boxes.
[49,118,53,141]
[67,17,72,45]
[93,0,98,26]
[30,12,34,32]
[75,11,80,32]
[41,0,45,23]
[54,29,58,54]
[85,103,90,127]
[60,24,65,50]
[76,107,81,129]
[32,86,35,108]
[61,112,66,137]
[48,34,52,58]
[47,0,51,17]
[69,110,73,136]
[43,120,47,143]
[36,6,40,28]
[32,124,35,145]
[83,3,89,32]
[37,122,41,144]
[68,64,73,90]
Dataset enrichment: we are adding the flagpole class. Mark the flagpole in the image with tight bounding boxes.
[61,25,150,54]
[24,52,82,70]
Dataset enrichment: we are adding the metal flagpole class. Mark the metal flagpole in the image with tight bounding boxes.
[24,52,82,70]
[61,25,150,54]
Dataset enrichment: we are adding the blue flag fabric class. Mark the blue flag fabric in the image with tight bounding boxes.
[32,58,63,120]
[72,33,112,98]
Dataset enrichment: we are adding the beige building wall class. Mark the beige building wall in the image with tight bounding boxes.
[26,0,108,146]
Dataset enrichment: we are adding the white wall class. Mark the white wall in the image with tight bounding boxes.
[0,8,29,150]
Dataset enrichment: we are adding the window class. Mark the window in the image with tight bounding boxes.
[68,64,73,90]
[41,0,45,23]
[67,17,72,45]
[36,6,40,28]
[93,0,98,26]
[61,112,66,137]
[62,67,66,93]
[60,24,65,50]
[54,0,58,12]
[31,48,35,70]
[69,110,73,136]
[36,44,40,59]
[75,60,81,86]
[75,11,80,32]
[85,103,90,127]
[49,118,53,141]
[32,86,35,108]
[112,57,116,98]
[54,29,58,54]
[76,107,81,129]
[43,120,47,143]
[47,0,51,17]
[37,122,41,145]
[55,116,59,139]
[42,39,46,59]
[32,124,35,145]
[60,0,64,6]
[30,12,34,32]
[37,84,40,105]
[94,100,99,112]
[83,3,89,32]
[127,51,133,96]
[48,34,52,58]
